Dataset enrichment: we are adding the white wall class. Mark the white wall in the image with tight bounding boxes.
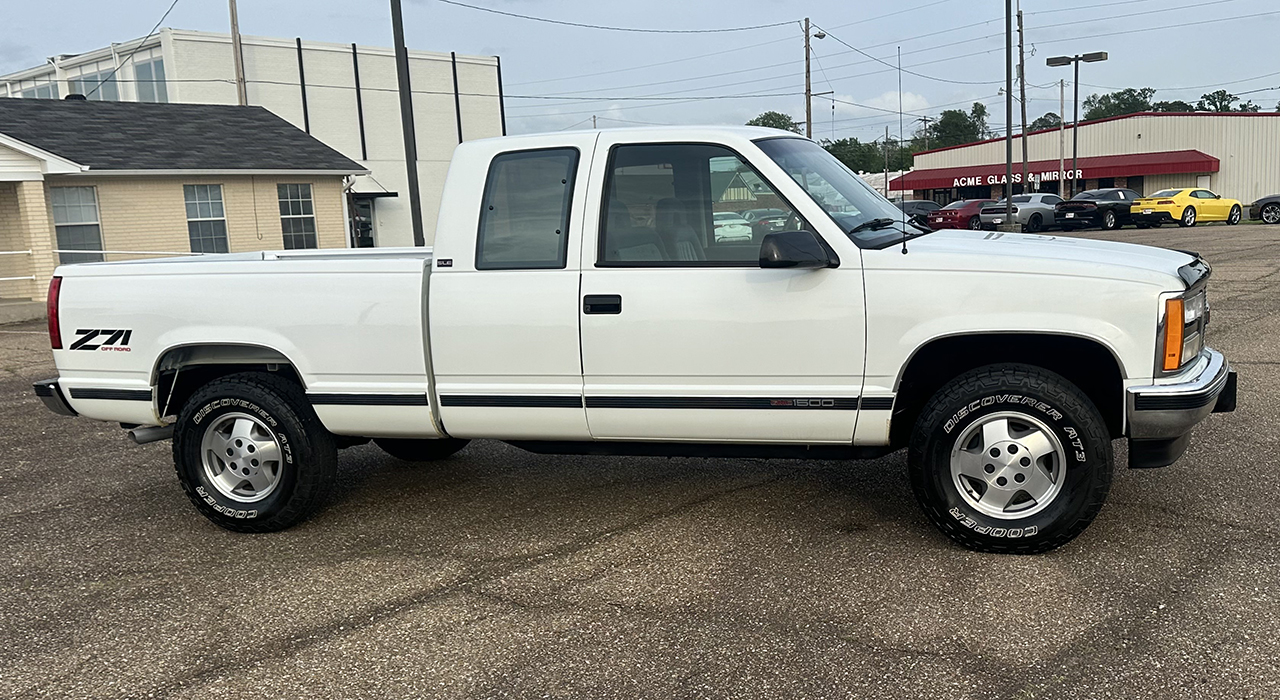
[167,30,504,246]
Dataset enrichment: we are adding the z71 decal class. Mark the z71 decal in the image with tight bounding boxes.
[69,329,132,352]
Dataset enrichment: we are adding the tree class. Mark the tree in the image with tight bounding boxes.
[746,111,801,133]
[1187,89,1259,113]
[822,137,911,173]
[1153,100,1196,113]
[1081,87,1155,120]
[918,103,992,149]
[1029,112,1061,130]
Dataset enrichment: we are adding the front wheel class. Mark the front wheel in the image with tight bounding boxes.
[1262,203,1280,224]
[1228,205,1241,225]
[1180,206,1197,227]
[173,372,337,532]
[908,364,1113,554]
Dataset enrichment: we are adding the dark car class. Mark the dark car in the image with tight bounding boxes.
[897,199,942,229]
[1054,188,1142,231]
[926,199,994,230]
[1249,194,1280,224]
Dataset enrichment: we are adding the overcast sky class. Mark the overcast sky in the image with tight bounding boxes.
[4,0,1279,140]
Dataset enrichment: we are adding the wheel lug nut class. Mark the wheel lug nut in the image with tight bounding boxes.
[1008,444,1018,454]
[226,448,234,457]
[984,464,995,474]
[989,448,1000,458]
[996,476,1008,486]
[1014,473,1026,483]
[1020,457,1031,467]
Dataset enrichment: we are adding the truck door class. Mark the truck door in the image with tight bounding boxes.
[429,135,597,440]
[578,138,866,443]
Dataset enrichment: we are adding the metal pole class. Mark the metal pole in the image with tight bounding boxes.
[1059,79,1066,198]
[804,18,812,138]
[228,0,248,105]
[390,0,425,247]
[883,126,889,198]
[1017,6,1028,193]
[1072,58,1080,198]
[1004,0,1013,222]
[592,115,596,129]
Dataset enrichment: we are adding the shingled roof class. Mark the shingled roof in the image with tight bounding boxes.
[0,98,366,173]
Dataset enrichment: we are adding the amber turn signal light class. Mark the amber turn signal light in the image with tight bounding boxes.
[1162,298,1184,371]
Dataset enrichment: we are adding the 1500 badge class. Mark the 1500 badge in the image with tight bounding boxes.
[69,328,132,352]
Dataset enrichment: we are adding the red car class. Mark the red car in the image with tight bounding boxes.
[926,199,995,230]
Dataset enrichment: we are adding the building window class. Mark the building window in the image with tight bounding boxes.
[69,69,119,101]
[475,148,578,270]
[134,58,168,103]
[49,187,105,264]
[183,185,230,254]
[278,184,317,249]
[18,81,58,99]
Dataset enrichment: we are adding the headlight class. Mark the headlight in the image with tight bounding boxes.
[1160,289,1207,372]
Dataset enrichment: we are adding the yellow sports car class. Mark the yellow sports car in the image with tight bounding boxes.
[1130,188,1243,228]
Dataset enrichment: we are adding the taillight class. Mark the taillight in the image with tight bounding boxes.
[1158,200,1175,205]
[1161,298,1184,371]
[47,276,62,350]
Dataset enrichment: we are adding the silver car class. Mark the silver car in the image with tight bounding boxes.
[979,193,1064,233]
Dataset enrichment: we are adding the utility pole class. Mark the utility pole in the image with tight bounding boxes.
[592,115,596,129]
[228,0,247,106]
[1059,79,1066,197]
[883,126,890,198]
[390,0,425,247]
[804,17,812,138]
[917,116,933,151]
[1002,0,1014,228]
[1017,4,1028,194]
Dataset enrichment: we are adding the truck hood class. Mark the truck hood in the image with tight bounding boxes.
[891,229,1195,287]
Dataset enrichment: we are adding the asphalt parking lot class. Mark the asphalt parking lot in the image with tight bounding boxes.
[2,222,1278,699]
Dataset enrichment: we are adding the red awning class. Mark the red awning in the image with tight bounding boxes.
[889,149,1219,191]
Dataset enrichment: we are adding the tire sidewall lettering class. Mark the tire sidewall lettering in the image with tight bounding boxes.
[183,397,295,520]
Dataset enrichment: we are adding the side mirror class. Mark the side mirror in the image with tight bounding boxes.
[759,230,838,269]
[1215,194,1222,199]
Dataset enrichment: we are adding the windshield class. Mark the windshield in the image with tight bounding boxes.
[754,137,907,244]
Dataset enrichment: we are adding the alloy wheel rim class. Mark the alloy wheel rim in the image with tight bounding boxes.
[1264,205,1280,224]
[1184,208,1196,226]
[949,411,1066,520]
[199,412,284,503]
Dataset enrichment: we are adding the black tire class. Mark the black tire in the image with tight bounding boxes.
[1102,209,1118,230]
[967,216,982,230]
[1180,206,1197,227]
[374,437,470,462]
[1228,205,1241,225]
[908,364,1113,554]
[173,372,337,533]
[1262,203,1280,225]
[1024,213,1042,233]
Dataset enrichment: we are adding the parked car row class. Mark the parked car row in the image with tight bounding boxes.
[908,186,1277,233]
[713,208,789,242]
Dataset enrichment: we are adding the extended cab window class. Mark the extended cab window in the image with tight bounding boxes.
[476,148,578,270]
[599,143,806,265]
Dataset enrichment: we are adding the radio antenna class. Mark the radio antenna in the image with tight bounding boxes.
[898,45,908,255]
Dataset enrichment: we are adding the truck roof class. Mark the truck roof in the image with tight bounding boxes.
[464,125,803,146]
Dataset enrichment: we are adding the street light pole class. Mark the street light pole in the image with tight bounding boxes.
[390,0,425,247]
[1047,51,1107,198]
[1003,0,1013,226]
[804,17,811,138]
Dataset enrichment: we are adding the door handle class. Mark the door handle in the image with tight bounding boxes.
[583,294,622,315]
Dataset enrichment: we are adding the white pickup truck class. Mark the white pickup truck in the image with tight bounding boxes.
[34,127,1236,553]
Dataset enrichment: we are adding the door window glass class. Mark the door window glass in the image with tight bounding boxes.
[476,148,578,269]
[599,143,806,266]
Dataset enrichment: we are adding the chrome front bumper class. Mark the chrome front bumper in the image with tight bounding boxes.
[1125,348,1236,468]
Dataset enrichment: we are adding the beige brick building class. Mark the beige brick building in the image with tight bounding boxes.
[0,99,365,311]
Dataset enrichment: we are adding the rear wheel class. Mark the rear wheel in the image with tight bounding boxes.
[1102,210,1119,230]
[968,216,982,230]
[1262,203,1280,224]
[375,437,470,462]
[1228,205,1241,225]
[1024,213,1043,233]
[1180,206,1197,227]
[908,364,1113,554]
[173,372,337,532]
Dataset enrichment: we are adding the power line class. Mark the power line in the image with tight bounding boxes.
[84,0,181,99]
[812,23,1004,86]
[436,0,797,33]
